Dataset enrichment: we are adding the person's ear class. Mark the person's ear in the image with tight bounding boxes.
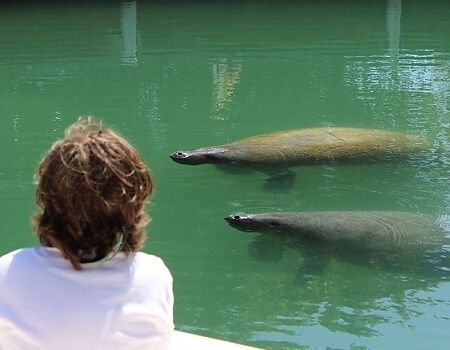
[137,202,144,215]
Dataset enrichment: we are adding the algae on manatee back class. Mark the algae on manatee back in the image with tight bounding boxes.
[170,127,432,167]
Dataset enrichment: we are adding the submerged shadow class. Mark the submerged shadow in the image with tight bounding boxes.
[244,232,450,338]
[247,231,450,280]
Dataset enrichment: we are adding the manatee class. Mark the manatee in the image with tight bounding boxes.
[225,211,449,276]
[170,127,431,167]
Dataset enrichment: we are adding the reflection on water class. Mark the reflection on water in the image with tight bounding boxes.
[387,0,402,59]
[211,59,243,120]
[343,0,449,219]
[345,0,448,131]
[121,0,138,66]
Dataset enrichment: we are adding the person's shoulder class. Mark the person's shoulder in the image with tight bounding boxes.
[0,247,39,277]
[0,247,35,263]
[133,252,172,276]
[134,251,167,266]
[0,246,64,269]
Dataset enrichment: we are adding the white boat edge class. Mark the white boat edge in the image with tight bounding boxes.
[171,330,263,349]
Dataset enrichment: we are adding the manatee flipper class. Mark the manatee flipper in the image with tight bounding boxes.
[294,247,332,284]
[248,235,285,263]
[262,169,296,192]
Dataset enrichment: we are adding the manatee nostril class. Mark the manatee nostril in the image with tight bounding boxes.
[171,151,188,159]
[225,214,248,222]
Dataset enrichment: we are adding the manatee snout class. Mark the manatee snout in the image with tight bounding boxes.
[170,151,190,163]
[225,214,249,225]
[170,147,229,165]
[225,213,251,222]
[225,214,255,232]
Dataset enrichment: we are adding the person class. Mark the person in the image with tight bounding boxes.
[0,116,174,349]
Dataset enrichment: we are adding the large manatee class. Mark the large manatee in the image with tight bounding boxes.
[225,211,449,276]
[170,127,431,167]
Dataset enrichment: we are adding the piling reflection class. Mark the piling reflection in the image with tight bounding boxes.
[387,0,402,60]
[121,0,138,66]
[344,0,448,125]
[211,59,243,120]
[342,0,449,216]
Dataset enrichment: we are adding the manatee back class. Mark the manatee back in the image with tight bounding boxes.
[222,128,431,165]
[311,211,442,250]
[250,211,444,252]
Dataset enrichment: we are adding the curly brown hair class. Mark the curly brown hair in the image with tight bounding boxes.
[32,116,154,270]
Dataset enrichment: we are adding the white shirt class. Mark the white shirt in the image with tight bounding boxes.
[0,247,174,350]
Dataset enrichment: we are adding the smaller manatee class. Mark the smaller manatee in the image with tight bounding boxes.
[225,211,449,275]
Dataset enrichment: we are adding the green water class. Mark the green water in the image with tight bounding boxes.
[1,0,449,349]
